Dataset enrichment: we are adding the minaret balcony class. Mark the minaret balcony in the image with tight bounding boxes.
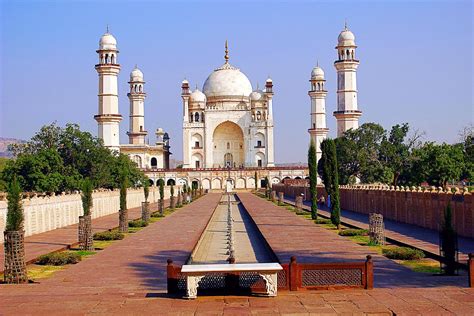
[94,114,122,122]
[333,110,362,119]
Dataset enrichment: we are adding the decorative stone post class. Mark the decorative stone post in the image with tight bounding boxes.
[4,230,28,284]
[295,196,303,211]
[271,190,277,203]
[141,201,150,222]
[78,215,93,250]
[278,192,284,205]
[369,213,385,245]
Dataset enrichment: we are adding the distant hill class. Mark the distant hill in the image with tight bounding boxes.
[0,137,26,158]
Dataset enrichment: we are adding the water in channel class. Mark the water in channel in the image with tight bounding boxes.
[190,194,274,264]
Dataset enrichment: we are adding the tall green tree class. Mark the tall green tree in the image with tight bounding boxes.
[5,176,24,231]
[440,203,457,275]
[308,139,318,219]
[81,179,93,217]
[320,139,341,229]
[254,171,258,190]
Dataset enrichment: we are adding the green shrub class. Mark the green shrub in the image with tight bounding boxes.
[295,211,307,215]
[338,229,368,237]
[128,219,148,228]
[382,247,425,260]
[36,251,81,266]
[314,218,332,224]
[151,212,164,218]
[93,230,124,241]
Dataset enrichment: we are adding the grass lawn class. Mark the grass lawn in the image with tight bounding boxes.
[27,265,66,280]
[396,258,441,274]
[93,240,114,249]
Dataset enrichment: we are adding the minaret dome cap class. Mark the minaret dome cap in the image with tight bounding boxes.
[130,66,144,81]
[99,32,117,50]
[338,25,356,46]
[311,66,325,79]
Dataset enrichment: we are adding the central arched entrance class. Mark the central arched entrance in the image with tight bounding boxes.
[212,121,244,168]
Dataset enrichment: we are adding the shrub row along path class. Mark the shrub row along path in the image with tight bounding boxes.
[284,196,474,264]
[237,193,467,288]
[1,192,473,315]
[0,199,170,273]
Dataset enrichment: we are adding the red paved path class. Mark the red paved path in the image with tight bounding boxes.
[1,193,473,314]
[238,193,468,288]
[0,200,169,273]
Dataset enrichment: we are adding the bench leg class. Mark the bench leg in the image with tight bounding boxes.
[186,275,204,299]
[259,273,278,297]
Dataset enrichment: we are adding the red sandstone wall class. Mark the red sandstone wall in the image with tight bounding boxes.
[272,184,473,238]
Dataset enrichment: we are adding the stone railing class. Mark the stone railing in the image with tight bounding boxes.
[0,186,176,239]
[272,184,473,238]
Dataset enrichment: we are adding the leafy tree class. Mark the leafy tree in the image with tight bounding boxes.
[411,143,464,187]
[6,176,24,231]
[308,139,318,219]
[320,139,341,229]
[254,171,258,190]
[2,123,145,192]
[81,178,93,216]
[170,184,174,197]
[159,180,164,200]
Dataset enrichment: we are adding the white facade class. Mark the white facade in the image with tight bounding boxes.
[95,31,122,152]
[308,65,329,168]
[182,43,275,169]
[333,24,362,137]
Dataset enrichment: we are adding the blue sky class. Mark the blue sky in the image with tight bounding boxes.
[1,0,472,163]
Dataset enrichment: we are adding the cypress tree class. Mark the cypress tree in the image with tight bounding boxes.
[81,178,93,217]
[143,179,149,202]
[254,171,258,191]
[6,176,24,231]
[321,139,341,229]
[308,139,318,219]
[440,202,457,275]
[79,178,93,250]
[159,179,164,215]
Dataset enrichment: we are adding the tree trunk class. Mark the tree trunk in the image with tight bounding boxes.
[170,196,175,209]
[4,230,28,284]
[79,215,94,251]
[183,193,188,204]
[141,202,150,223]
[119,209,128,233]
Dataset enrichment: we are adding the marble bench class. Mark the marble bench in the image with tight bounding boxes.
[180,263,283,299]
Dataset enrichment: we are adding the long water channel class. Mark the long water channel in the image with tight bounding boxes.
[190,194,275,264]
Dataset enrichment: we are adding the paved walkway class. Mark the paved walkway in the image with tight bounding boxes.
[1,192,473,314]
[0,199,170,273]
[237,193,468,288]
[284,196,474,264]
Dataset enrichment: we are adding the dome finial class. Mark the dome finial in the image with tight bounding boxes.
[106,24,109,33]
[317,60,319,67]
[344,19,348,30]
[224,40,229,63]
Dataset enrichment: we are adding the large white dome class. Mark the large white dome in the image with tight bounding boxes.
[202,63,252,97]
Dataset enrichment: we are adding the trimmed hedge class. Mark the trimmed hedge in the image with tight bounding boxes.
[128,219,148,228]
[339,229,368,236]
[314,218,332,224]
[382,247,425,260]
[151,212,164,218]
[36,251,81,266]
[93,230,124,241]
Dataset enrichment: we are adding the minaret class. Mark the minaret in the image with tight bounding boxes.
[308,64,329,164]
[181,79,191,168]
[264,77,275,167]
[127,66,147,144]
[333,23,362,137]
[94,28,122,151]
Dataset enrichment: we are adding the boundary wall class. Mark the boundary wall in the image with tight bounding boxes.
[0,187,175,239]
[272,184,473,238]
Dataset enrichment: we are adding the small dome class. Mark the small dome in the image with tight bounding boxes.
[266,77,272,82]
[190,89,206,103]
[338,27,355,46]
[182,79,189,84]
[250,89,264,101]
[99,32,117,50]
[130,67,143,81]
[311,66,324,79]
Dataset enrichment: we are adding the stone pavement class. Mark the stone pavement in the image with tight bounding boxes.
[237,193,467,288]
[0,200,171,273]
[285,196,474,264]
[1,192,473,314]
